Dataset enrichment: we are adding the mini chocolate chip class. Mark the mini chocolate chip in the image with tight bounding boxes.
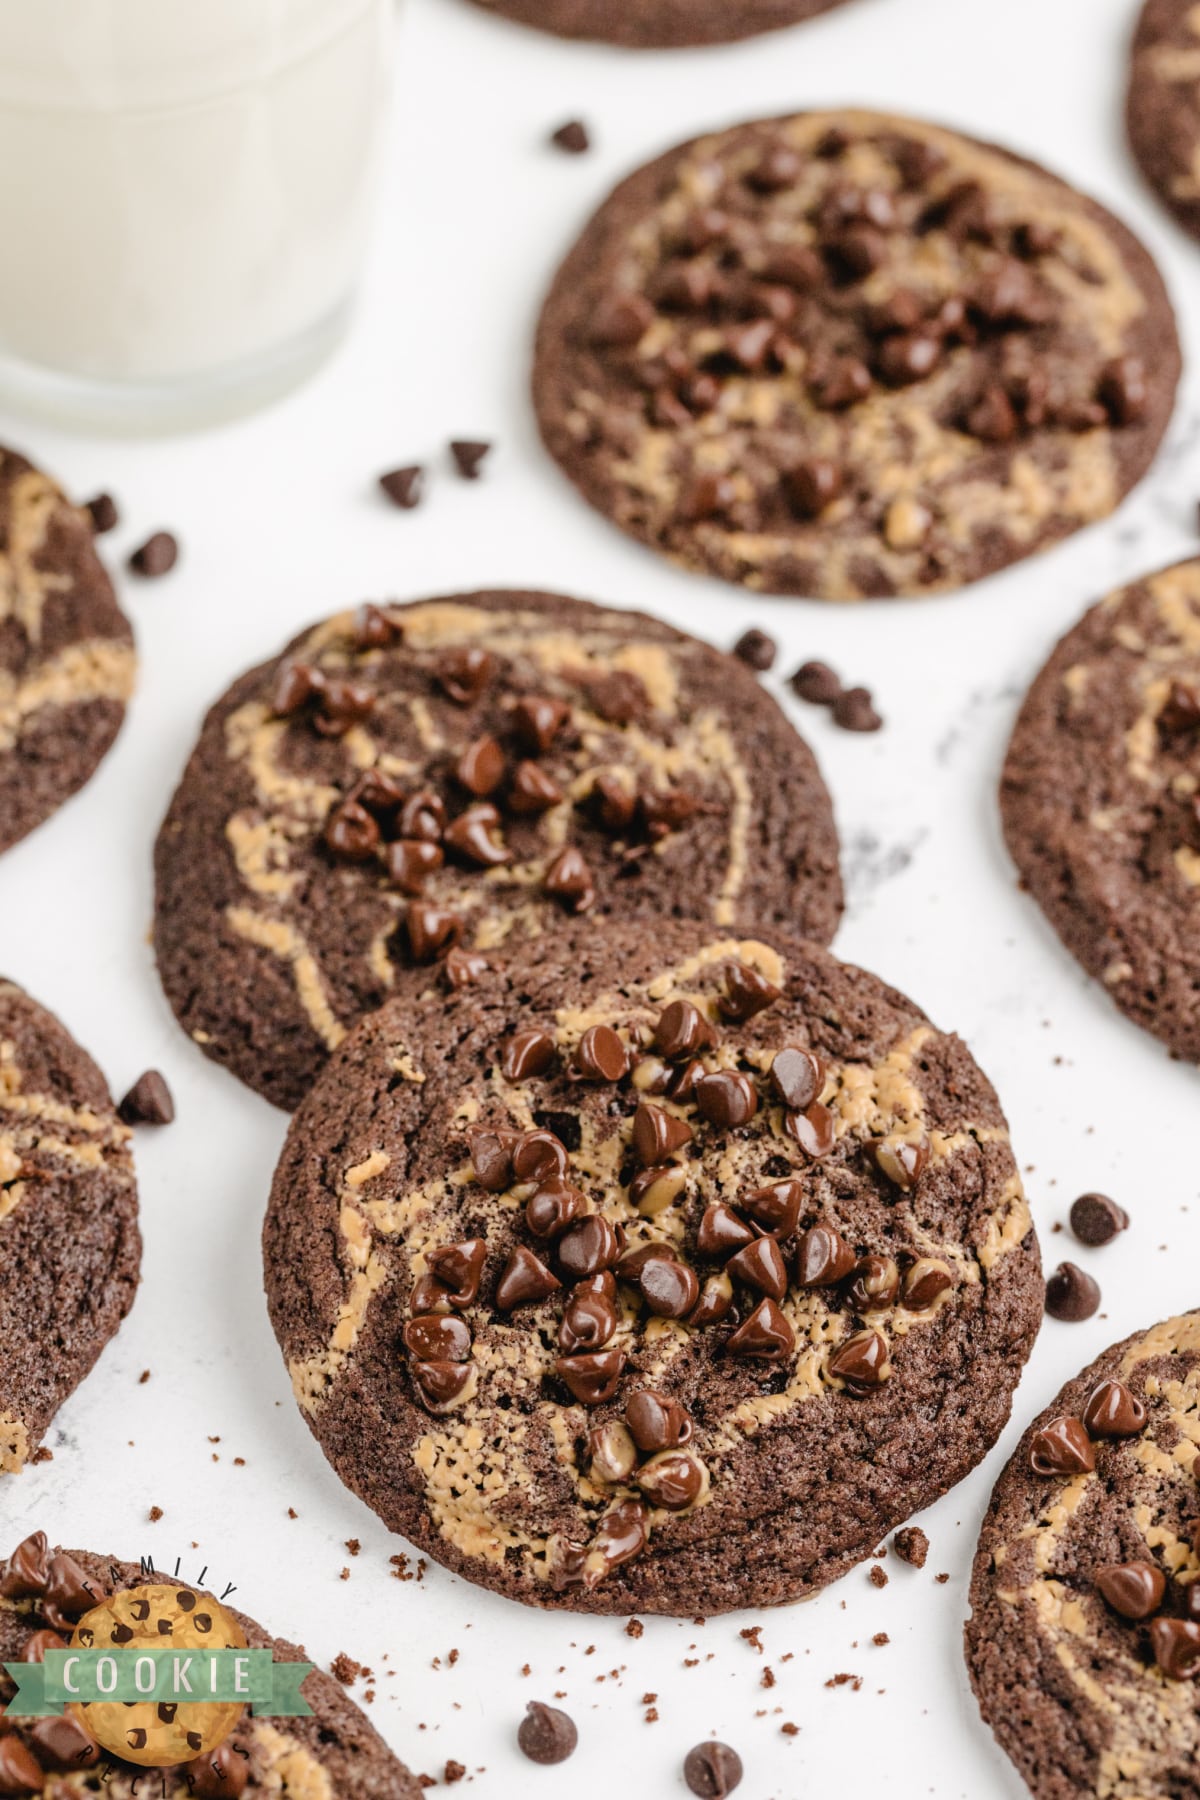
[726,1235,788,1301]
[518,1701,578,1764]
[405,902,460,963]
[748,144,801,192]
[550,120,589,155]
[399,789,447,840]
[450,439,491,479]
[501,1028,557,1082]
[653,999,716,1060]
[684,1741,743,1798]
[437,646,497,705]
[1029,1415,1094,1476]
[85,492,119,533]
[638,1252,700,1318]
[495,1246,561,1310]
[1069,1193,1129,1247]
[557,1348,626,1406]
[589,773,638,832]
[733,628,777,671]
[590,291,655,347]
[1082,1378,1147,1439]
[789,659,843,704]
[726,1296,795,1361]
[832,686,883,732]
[876,332,941,386]
[681,471,737,524]
[812,357,872,411]
[697,1202,756,1258]
[828,1328,891,1391]
[694,1070,758,1129]
[1094,1561,1165,1621]
[444,948,489,991]
[385,838,443,894]
[456,734,506,797]
[378,465,423,509]
[1045,1262,1100,1322]
[353,603,399,651]
[796,1222,855,1286]
[573,1024,629,1083]
[544,845,595,911]
[403,1313,471,1362]
[117,1069,175,1127]
[508,760,563,813]
[314,676,376,736]
[769,1046,823,1112]
[129,530,178,577]
[1151,1617,1200,1680]
[719,961,780,1021]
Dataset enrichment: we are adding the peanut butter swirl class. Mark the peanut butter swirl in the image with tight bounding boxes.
[265,920,1041,1616]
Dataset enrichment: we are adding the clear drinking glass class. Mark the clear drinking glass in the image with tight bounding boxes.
[0,0,392,429]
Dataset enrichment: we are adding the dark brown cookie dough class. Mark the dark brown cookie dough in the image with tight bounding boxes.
[533,110,1178,600]
[0,1534,422,1797]
[0,981,140,1476]
[264,919,1041,1616]
[0,447,135,855]
[154,590,841,1110]
[1128,0,1200,244]
[458,0,853,50]
[966,1313,1200,1800]
[1001,558,1200,1062]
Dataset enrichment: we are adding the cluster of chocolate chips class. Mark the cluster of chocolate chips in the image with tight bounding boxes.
[591,127,1146,532]
[1029,1379,1200,1681]
[269,607,709,978]
[0,1532,245,1797]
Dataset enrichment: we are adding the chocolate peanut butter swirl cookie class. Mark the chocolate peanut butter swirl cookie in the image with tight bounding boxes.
[0,447,135,855]
[154,590,840,1110]
[1002,558,1200,1062]
[264,920,1041,1615]
[1128,0,1200,246]
[0,982,139,1476]
[967,1314,1200,1800]
[533,110,1178,600]
[0,1534,421,1796]
[459,0,854,50]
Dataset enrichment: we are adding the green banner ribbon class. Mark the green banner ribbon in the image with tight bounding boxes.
[3,1648,312,1717]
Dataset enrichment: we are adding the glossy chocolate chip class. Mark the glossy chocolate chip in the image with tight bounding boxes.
[412,1360,476,1413]
[1081,1379,1147,1440]
[399,790,447,842]
[1044,1262,1100,1323]
[901,1258,954,1310]
[589,1419,638,1485]
[323,799,381,862]
[468,1127,518,1192]
[117,1070,175,1127]
[31,1714,101,1773]
[590,291,655,347]
[630,1163,687,1216]
[796,1222,855,1286]
[843,1254,898,1313]
[769,1047,823,1112]
[684,1741,744,1798]
[558,1214,624,1281]
[0,1531,49,1599]
[41,1553,107,1626]
[718,961,781,1022]
[514,694,570,755]
[828,1329,891,1391]
[501,1028,557,1082]
[639,1252,700,1319]
[444,947,490,990]
[726,1297,795,1361]
[1029,1416,1095,1477]
[403,1314,471,1362]
[1151,1617,1200,1680]
[517,1701,578,1765]
[696,1202,755,1258]
[456,734,506,797]
[495,1246,561,1310]
[784,1100,835,1157]
[525,1179,589,1240]
[0,1739,47,1793]
[689,1272,734,1326]
[1094,1561,1166,1621]
[874,1135,929,1191]
[652,1000,716,1060]
[590,773,638,832]
[786,458,844,519]
[631,1101,692,1165]
[1069,1193,1129,1247]
[625,1388,693,1453]
[438,646,497,705]
[637,1450,706,1511]
[444,804,511,867]
[726,1236,788,1301]
[405,903,461,963]
[512,1128,569,1183]
[557,1348,627,1406]
[426,1240,486,1308]
[508,761,564,814]
[385,838,443,895]
[573,1025,629,1083]
[694,1070,758,1129]
[544,845,595,912]
[559,1287,618,1354]
[314,676,376,737]
[740,1180,803,1239]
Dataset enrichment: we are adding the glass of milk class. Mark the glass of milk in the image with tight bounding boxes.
[0,0,392,429]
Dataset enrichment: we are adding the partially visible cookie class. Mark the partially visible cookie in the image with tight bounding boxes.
[0,1534,422,1796]
[264,918,1041,1616]
[1128,0,1200,243]
[966,1313,1200,1800]
[458,0,853,49]
[154,590,841,1110]
[1001,558,1200,1062]
[0,447,135,855]
[0,981,140,1474]
[533,109,1178,600]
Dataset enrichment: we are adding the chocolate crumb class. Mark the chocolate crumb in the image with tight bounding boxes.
[892,1526,929,1568]
[551,120,590,154]
[147,1506,163,1522]
[733,628,777,672]
[624,1619,644,1639]
[85,492,119,534]
[331,1654,362,1686]
[781,1722,799,1737]
[873,1632,890,1646]
[346,1538,361,1557]
[443,1762,466,1785]
[138,1370,151,1384]
[868,1564,887,1588]
[825,1672,863,1691]
[935,1572,950,1584]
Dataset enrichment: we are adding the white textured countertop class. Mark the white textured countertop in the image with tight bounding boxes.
[2,0,1198,1793]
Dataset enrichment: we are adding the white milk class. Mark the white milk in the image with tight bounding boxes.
[0,0,391,422]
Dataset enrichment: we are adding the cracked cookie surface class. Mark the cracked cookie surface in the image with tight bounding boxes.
[264,919,1041,1616]
[1001,557,1200,1062]
[154,589,841,1110]
[0,446,135,855]
[457,0,853,49]
[533,109,1177,599]
[966,1313,1200,1800]
[1128,0,1200,245]
[0,981,140,1476]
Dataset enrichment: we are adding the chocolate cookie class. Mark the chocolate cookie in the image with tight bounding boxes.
[0,447,136,855]
[966,1313,1200,1800]
[1128,0,1200,244]
[0,1533,421,1797]
[533,110,1178,600]
[154,590,841,1110]
[264,919,1041,1616]
[1001,557,1200,1062]
[458,0,853,50]
[0,981,140,1476]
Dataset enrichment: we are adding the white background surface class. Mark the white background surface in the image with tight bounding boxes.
[2,0,1198,1793]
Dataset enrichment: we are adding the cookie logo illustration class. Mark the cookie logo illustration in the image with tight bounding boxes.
[69,1584,247,1767]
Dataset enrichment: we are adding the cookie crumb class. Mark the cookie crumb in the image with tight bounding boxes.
[147,1506,163,1522]
[550,120,590,155]
[892,1527,929,1569]
[443,1761,466,1785]
[868,1564,887,1588]
[624,1619,644,1639]
[85,493,119,534]
[331,1654,362,1686]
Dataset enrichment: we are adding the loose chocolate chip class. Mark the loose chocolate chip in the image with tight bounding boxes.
[789,659,843,705]
[632,1101,693,1164]
[526,1179,589,1241]
[543,845,595,912]
[403,1313,471,1362]
[449,439,491,480]
[437,646,497,705]
[1045,1262,1100,1323]
[85,492,119,533]
[559,1214,624,1281]
[496,1245,561,1310]
[770,1046,823,1112]
[697,1202,756,1258]
[901,1257,954,1309]
[726,1235,788,1301]
[129,530,178,577]
[518,1701,578,1765]
[501,1028,557,1083]
[796,1222,855,1287]
[740,1180,803,1239]
[1082,1378,1147,1440]
[1029,1415,1095,1477]
[1069,1192,1129,1247]
[1098,355,1147,426]
[378,465,423,509]
[828,1328,891,1391]
[625,1388,693,1453]
[508,760,563,813]
[732,628,777,671]
[638,1449,706,1511]
[405,903,460,963]
[444,804,511,867]
[113,1068,174,1129]
[573,1024,629,1083]
[638,1251,700,1318]
[456,734,506,797]
[684,1741,743,1798]
[1151,1617,1200,1680]
[653,999,716,1060]
[1094,1561,1165,1621]
[426,1240,486,1308]
[560,1286,618,1354]
[726,1296,795,1361]
[846,1254,900,1312]
[512,1127,569,1183]
[719,961,781,1022]
[783,1100,835,1158]
[832,686,883,732]
[695,1069,758,1129]
[550,120,589,155]
[557,1348,626,1406]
